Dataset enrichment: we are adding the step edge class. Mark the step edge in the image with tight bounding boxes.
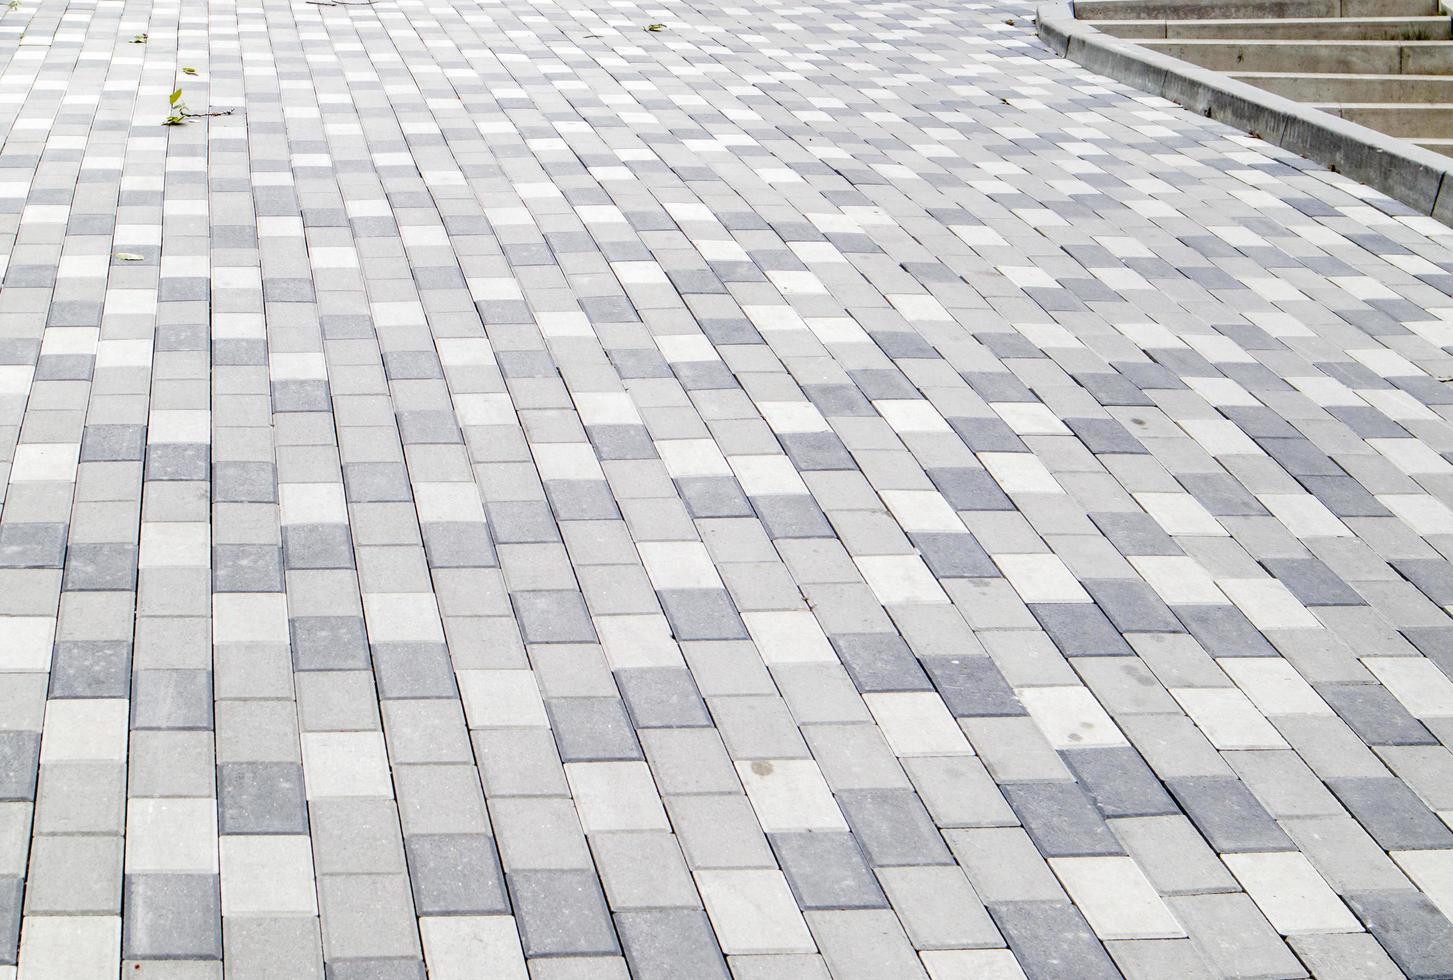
[1090,15,1453,24]
[1040,0,1453,220]
[1230,70,1453,77]
[1135,36,1453,44]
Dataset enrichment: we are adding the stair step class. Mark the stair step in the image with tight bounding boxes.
[1413,137,1453,156]
[1094,15,1452,40]
[1073,0,1438,19]
[1308,101,1453,135]
[1233,70,1453,100]
[1138,37,1453,73]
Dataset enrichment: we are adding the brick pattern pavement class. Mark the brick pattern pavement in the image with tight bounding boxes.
[2,0,1453,975]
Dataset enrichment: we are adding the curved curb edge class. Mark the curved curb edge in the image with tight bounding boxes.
[1036,0,1453,225]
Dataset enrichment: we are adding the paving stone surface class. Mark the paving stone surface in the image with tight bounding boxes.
[5,0,1453,975]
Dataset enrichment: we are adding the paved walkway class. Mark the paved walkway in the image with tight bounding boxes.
[3,0,1453,976]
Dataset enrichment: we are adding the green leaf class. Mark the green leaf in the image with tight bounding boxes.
[169,88,182,106]
[645,22,664,30]
[115,252,144,261]
[181,66,196,75]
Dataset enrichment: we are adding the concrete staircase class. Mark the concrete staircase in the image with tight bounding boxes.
[1075,0,1453,156]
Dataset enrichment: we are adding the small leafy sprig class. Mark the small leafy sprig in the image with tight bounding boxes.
[164,87,188,125]
[163,85,236,126]
[130,32,147,42]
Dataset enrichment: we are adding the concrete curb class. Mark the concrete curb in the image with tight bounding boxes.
[1036,0,1453,224]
